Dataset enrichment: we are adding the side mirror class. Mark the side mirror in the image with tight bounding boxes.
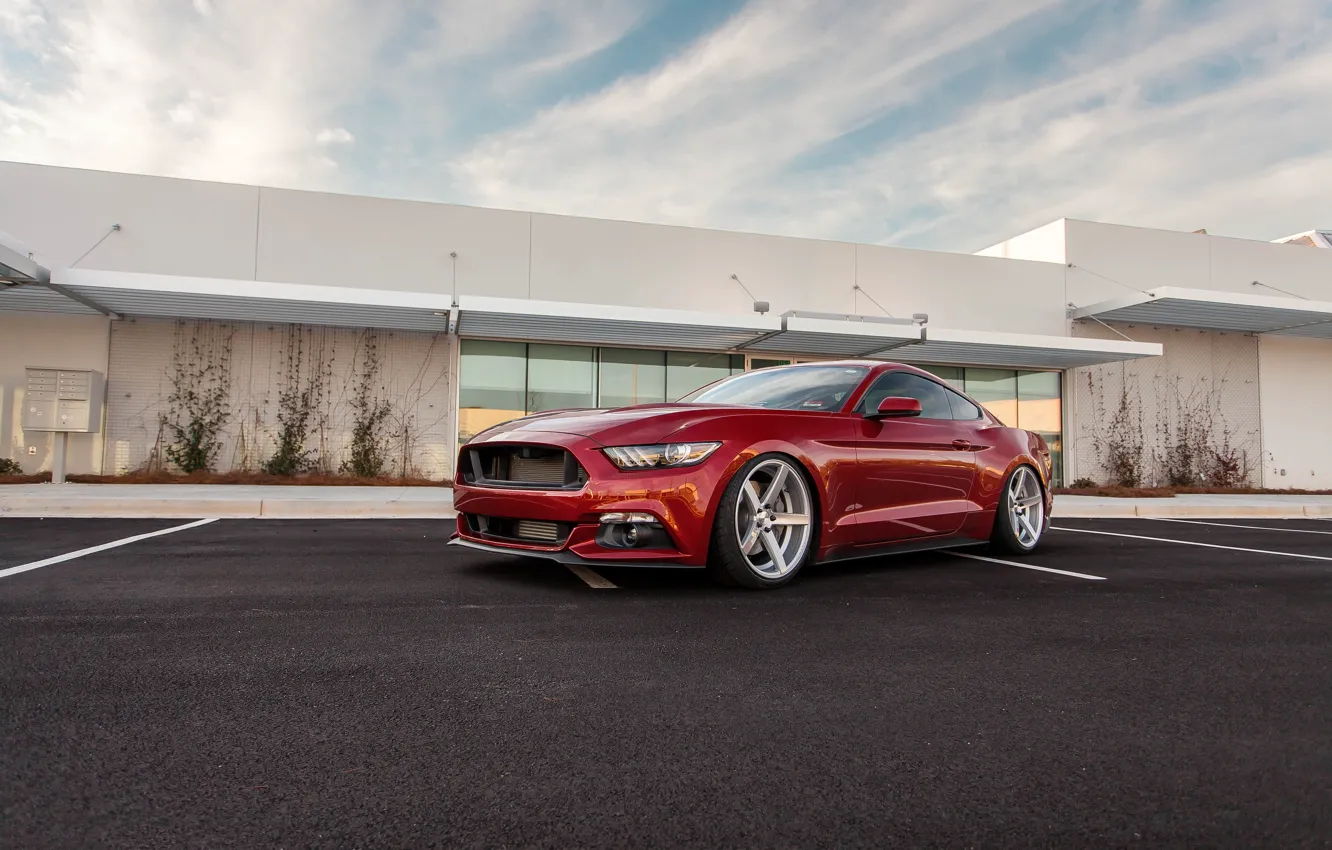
[869,396,922,419]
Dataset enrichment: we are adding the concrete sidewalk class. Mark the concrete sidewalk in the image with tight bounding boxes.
[1056,493,1332,519]
[1,484,1330,520]
[0,484,456,518]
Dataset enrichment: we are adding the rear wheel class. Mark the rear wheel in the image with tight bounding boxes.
[708,454,815,589]
[990,465,1046,555]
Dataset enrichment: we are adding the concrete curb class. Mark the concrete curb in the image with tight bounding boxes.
[1055,503,1329,519]
[0,498,456,519]
[0,499,264,518]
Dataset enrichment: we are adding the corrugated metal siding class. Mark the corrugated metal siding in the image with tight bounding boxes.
[104,317,454,478]
[0,285,101,315]
[1070,322,1261,487]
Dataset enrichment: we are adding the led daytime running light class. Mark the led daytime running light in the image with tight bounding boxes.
[602,442,721,469]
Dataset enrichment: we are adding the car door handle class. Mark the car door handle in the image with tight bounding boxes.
[952,439,972,451]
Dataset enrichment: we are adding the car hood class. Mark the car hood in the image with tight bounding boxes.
[470,404,758,446]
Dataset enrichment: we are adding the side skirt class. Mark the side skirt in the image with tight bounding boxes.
[816,535,989,565]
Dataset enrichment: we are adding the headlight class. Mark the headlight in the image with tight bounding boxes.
[602,442,722,469]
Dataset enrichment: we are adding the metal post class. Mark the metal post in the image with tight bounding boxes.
[51,431,68,484]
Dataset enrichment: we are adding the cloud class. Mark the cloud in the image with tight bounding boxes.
[315,127,355,145]
[454,0,1332,249]
[2,0,1330,251]
[0,0,644,192]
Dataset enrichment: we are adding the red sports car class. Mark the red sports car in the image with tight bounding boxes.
[450,361,1053,588]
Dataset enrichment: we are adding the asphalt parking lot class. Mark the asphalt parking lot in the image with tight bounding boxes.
[2,516,1330,848]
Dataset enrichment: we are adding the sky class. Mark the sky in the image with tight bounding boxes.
[1,0,1330,252]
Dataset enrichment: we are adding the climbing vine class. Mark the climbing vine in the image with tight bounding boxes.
[161,321,235,473]
[341,331,394,477]
[263,326,328,476]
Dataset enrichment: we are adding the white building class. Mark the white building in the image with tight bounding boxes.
[2,161,1329,488]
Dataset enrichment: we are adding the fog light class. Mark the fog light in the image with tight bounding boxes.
[600,511,657,524]
[596,513,671,550]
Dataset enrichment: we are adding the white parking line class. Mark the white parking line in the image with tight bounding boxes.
[0,518,219,580]
[565,563,617,589]
[1052,526,1332,562]
[948,550,1106,581]
[1143,517,1332,536]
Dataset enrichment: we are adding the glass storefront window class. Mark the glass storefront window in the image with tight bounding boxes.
[965,368,1019,426]
[456,343,1065,484]
[458,340,527,442]
[599,348,667,408]
[1018,370,1062,486]
[920,365,964,390]
[527,344,596,413]
[666,352,744,400]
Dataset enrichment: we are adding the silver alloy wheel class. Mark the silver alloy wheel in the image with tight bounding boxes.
[734,458,813,578]
[1009,466,1045,549]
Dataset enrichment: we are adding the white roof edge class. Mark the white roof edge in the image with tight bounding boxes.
[0,230,50,283]
[923,325,1162,357]
[781,314,922,341]
[1071,286,1332,320]
[53,267,454,311]
[457,294,782,332]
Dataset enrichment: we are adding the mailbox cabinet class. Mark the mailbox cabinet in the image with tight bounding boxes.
[22,368,104,433]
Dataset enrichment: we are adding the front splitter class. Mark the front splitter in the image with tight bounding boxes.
[447,536,704,569]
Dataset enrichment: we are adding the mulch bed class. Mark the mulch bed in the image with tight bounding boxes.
[0,471,451,487]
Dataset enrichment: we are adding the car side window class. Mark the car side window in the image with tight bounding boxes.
[945,388,984,421]
[856,372,953,420]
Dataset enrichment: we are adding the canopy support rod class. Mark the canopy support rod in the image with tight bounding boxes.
[38,282,123,318]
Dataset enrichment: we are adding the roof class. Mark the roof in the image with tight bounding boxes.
[1274,230,1332,248]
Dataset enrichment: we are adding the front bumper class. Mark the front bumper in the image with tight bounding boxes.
[451,430,735,568]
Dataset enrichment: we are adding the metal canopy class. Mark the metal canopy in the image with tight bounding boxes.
[742,312,923,356]
[896,327,1163,370]
[0,283,102,315]
[456,295,781,350]
[1071,286,1332,339]
[0,230,50,285]
[48,268,455,331]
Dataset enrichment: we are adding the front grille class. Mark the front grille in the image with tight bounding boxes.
[510,455,565,485]
[460,444,587,490]
[464,514,572,546]
[515,519,561,542]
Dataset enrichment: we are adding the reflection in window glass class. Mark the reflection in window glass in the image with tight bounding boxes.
[527,344,596,413]
[964,369,1018,426]
[920,365,964,389]
[599,349,666,408]
[687,365,869,410]
[1018,370,1063,486]
[666,352,744,400]
[458,340,527,442]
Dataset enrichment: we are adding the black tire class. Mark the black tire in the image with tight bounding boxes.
[990,464,1046,556]
[707,453,817,589]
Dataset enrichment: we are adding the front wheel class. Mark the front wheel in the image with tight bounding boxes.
[990,465,1046,555]
[708,454,816,589]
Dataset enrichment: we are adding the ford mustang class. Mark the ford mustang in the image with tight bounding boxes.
[449,360,1053,588]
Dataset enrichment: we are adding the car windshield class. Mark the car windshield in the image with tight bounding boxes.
[680,365,870,411]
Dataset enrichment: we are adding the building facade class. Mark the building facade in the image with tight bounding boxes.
[3,161,1328,488]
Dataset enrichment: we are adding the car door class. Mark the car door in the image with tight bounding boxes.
[852,371,980,544]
